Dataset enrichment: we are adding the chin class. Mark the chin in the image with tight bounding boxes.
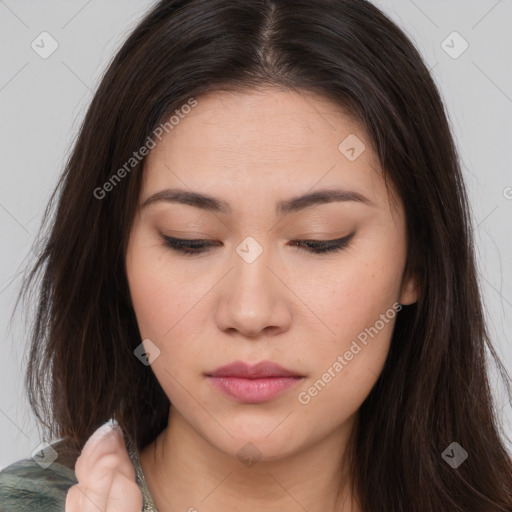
[206,425,304,463]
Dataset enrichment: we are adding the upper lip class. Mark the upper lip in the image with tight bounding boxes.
[206,361,304,378]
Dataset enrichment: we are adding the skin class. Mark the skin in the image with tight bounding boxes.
[124,87,417,512]
[65,422,142,512]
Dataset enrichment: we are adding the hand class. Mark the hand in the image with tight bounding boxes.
[65,421,142,512]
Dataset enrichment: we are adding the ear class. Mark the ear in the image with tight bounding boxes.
[399,268,419,306]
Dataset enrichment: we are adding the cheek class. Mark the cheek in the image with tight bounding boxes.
[126,230,200,340]
[295,304,398,430]
[126,237,217,390]
[332,262,402,336]
[126,245,168,339]
[291,236,404,413]
[292,236,405,346]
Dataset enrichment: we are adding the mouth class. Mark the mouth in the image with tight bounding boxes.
[205,360,305,403]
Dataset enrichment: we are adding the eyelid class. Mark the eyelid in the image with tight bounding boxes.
[289,232,355,253]
[159,232,355,256]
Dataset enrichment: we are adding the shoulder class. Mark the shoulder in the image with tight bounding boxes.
[0,439,79,512]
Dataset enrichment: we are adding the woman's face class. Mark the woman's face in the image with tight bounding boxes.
[125,87,417,460]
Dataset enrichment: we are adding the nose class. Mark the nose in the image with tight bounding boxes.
[214,244,292,339]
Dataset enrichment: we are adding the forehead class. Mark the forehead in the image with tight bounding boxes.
[141,87,384,210]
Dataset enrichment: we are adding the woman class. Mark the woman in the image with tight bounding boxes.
[1,0,511,511]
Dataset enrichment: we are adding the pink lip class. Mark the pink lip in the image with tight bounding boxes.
[206,361,304,403]
[207,360,303,379]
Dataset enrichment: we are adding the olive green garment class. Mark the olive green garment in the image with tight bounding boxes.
[0,436,158,511]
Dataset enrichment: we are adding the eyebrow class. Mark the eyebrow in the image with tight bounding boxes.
[141,187,374,215]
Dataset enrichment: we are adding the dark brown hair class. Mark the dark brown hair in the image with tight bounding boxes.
[12,0,512,510]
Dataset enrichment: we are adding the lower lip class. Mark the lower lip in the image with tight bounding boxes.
[207,376,302,403]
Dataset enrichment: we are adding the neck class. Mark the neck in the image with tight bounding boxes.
[140,409,360,512]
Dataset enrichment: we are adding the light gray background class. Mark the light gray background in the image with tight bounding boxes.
[1,0,511,468]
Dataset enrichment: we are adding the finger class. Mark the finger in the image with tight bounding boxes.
[65,483,108,512]
[76,451,137,492]
[75,422,134,481]
[105,471,143,512]
[69,421,140,512]
[75,423,137,492]
[66,475,143,512]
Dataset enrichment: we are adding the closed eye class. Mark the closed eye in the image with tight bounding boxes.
[161,233,355,256]
[289,233,354,253]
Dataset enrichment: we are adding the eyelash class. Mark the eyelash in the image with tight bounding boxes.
[161,233,354,256]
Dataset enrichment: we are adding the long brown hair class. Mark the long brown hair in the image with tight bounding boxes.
[12,0,512,510]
